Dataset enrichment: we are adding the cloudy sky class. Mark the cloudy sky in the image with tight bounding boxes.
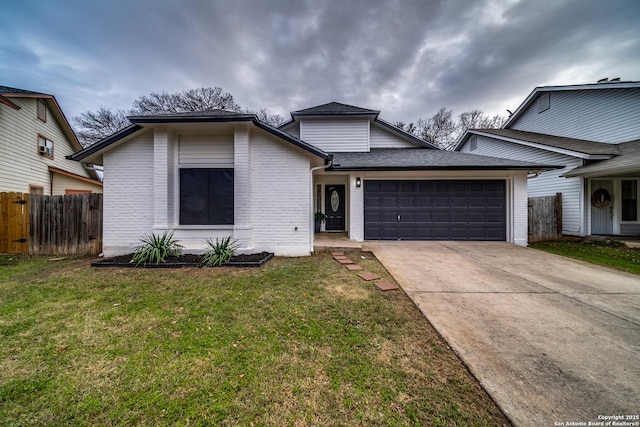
[1,0,639,125]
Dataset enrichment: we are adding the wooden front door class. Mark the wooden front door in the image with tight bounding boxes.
[325,185,345,231]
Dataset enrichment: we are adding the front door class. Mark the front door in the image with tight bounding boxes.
[325,185,345,231]
[590,180,613,235]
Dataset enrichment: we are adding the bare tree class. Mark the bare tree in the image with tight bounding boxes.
[398,108,506,150]
[415,108,457,149]
[253,108,285,127]
[73,87,284,146]
[73,107,130,147]
[131,87,242,115]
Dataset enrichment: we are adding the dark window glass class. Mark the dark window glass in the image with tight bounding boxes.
[621,180,637,221]
[180,168,234,225]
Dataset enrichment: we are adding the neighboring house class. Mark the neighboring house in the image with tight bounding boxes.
[456,81,640,237]
[0,85,102,195]
[70,102,551,256]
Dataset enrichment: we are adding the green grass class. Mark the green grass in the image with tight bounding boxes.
[530,239,640,274]
[0,252,509,426]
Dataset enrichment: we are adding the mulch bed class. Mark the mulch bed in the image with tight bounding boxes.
[91,252,274,268]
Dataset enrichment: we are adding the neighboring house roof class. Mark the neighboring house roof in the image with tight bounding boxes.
[330,148,558,171]
[503,80,640,128]
[457,129,621,158]
[1,84,101,181]
[69,110,330,164]
[562,139,640,178]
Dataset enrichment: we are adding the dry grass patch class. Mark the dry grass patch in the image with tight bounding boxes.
[0,252,509,426]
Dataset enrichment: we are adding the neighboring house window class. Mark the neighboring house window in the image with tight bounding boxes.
[29,185,44,195]
[179,168,234,225]
[37,99,47,122]
[469,135,477,151]
[621,180,638,221]
[538,93,550,113]
[37,134,54,158]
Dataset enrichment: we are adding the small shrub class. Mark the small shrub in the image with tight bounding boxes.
[202,236,239,266]
[132,231,183,265]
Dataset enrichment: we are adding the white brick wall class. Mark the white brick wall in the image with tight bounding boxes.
[102,132,154,256]
[250,131,312,256]
[349,174,364,241]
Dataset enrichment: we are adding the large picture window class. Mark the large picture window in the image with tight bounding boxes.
[180,168,234,225]
[621,180,638,221]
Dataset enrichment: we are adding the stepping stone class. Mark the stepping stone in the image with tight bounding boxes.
[333,255,349,260]
[375,281,399,291]
[337,258,354,264]
[345,264,363,271]
[331,251,344,256]
[358,272,380,281]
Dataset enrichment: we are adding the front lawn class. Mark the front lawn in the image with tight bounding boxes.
[0,252,508,426]
[530,239,640,274]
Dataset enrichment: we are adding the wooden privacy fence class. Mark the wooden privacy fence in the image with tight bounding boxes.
[0,192,30,255]
[30,193,103,256]
[528,193,562,243]
[0,192,103,256]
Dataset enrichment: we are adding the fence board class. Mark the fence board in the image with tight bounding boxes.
[29,193,103,256]
[528,193,562,243]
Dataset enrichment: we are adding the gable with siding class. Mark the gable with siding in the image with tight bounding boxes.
[509,88,640,143]
[0,97,102,194]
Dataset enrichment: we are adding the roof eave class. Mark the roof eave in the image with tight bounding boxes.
[331,165,560,172]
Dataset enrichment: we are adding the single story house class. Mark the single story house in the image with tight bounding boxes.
[70,102,553,256]
[455,80,640,237]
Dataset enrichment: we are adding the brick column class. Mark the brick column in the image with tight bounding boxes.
[233,125,252,250]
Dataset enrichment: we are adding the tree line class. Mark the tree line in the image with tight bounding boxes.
[72,87,504,150]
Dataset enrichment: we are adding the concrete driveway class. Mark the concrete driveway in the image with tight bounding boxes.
[367,241,640,427]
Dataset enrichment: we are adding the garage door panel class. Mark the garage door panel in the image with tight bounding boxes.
[364,180,506,241]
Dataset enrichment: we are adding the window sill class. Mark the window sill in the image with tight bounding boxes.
[173,225,234,230]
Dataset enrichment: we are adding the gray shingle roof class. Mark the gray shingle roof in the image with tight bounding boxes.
[292,102,379,116]
[0,85,50,96]
[562,139,640,177]
[331,148,558,171]
[128,110,255,122]
[465,129,621,155]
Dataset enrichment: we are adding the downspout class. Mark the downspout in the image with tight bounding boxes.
[309,157,333,253]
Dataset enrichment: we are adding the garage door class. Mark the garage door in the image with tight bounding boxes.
[364,180,506,240]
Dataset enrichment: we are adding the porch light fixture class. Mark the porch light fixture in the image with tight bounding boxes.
[356,177,361,188]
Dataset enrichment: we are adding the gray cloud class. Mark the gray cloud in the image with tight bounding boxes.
[1,0,639,124]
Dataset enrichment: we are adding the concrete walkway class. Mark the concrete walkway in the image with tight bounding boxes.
[368,241,640,427]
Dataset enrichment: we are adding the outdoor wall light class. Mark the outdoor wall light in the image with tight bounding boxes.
[356,177,361,188]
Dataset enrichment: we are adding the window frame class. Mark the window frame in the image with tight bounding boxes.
[179,168,234,226]
[37,134,54,159]
[37,99,47,122]
[29,185,44,195]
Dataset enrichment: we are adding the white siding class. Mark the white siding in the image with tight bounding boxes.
[460,135,585,235]
[178,134,233,166]
[281,123,300,138]
[0,97,97,194]
[51,173,102,194]
[250,131,312,256]
[102,132,154,256]
[300,119,369,152]
[369,126,416,148]
[511,88,640,143]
